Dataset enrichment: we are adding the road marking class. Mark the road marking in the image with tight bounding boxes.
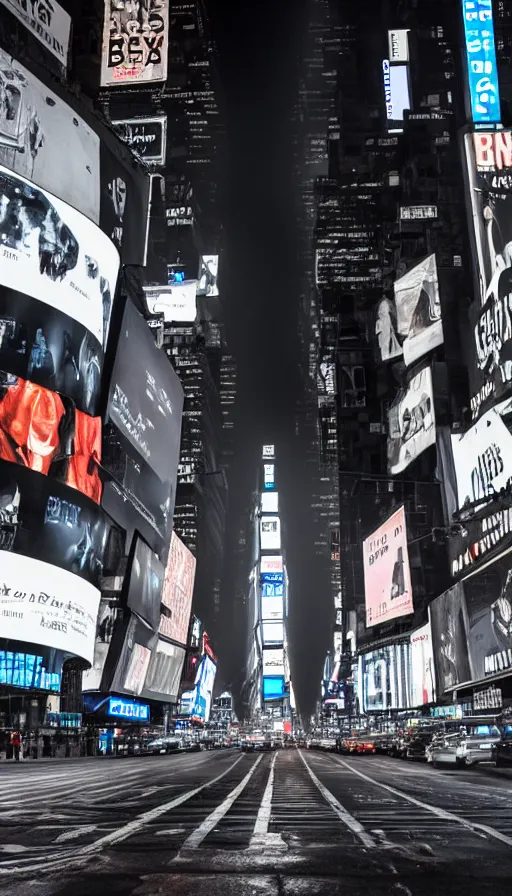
[335,757,512,848]
[251,751,277,840]
[54,825,98,844]
[180,754,264,849]
[298,751,375,848]
[0,754,246,873]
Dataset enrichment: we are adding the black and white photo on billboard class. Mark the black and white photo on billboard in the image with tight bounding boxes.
[358,642,411,712]
[387,364,436,475]
[0,167,118,349]
[0,49,100,221]
[0,460,121,588]
[101,0,169,87]
[451,398,512,512]
[197,255,219,297]
[108,299,183,486]
[463,549,512,681]
[464,131,512,420]
[142,640,185,702]
[0,287,103,415]
[0,1,71,66]
[110,612,158,697]
[429,583,471,696]
[375,296,402,362]
[0,548,100,663]
[111,116,166,165]
[126,536,164,630]
[394,254,443,366]
[143,280,197,323]
[82,599,121,691]
[99,141,150,267]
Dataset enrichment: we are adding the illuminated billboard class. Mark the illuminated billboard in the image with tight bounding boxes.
[0,651,61,691]
[262,445,275,458]
[394,254,443,367]
[462,0,501,125]
[261,555,283,574]
[387,365,436,475]
[388,29,409,62]
[362,506,414,628]
[263,676,285,700]
[111,116,167,165]
[260,516,281,551]
[261,492,279,513]
[410,622,435,706]
[262,621,284,645]
[263,464,275,489]
[197,255,219,297]
[143,281,198,322]
[0,550,100,663]
[261,572,284,597]
[159,531,196,646]
[0,0,71,65]
[382,60,410,122]
[101,0,169,87]
[263,649,285,676]
[261,595,283,621]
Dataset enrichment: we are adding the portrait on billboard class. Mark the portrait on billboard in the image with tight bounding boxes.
[159,531,196,646]
[394,254,443,367]
[197,255,219,297]
[0,50,99,221]
[429,583,471,696]
[362,506,414,628]
[101,0,169,87]
[387,365,436,475]
[375,297,402,362]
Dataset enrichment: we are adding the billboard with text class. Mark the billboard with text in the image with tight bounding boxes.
[362,506,413,628]
[101,0,169,87]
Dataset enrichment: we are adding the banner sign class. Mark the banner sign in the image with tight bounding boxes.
[101,0,169,86]
[462,0,501,125]
[112,116,167,165]
[0,0,71,66]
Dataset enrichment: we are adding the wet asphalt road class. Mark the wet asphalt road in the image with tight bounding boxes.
[1,748,512,895]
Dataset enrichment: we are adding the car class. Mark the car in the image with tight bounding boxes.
[429,722,501,769]
[491,724,512,767]
[147,736,183,755]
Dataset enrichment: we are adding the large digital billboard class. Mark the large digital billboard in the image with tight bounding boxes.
[410,622,436,706]
[126,537,164,631]
[263,649,285,676]
[197,255,219,297]
[261,492,279,514]
[261,595,283,621]
[181,654,216,723]
[359,642,411,712]
[0,650,61,691]
[362,506,414,628]
[388,29,409,62]
[0,550,100,663]
[263,464,275,489]
[101,0,169,86]
[260,516,281,551]
[143,281,197,322]
[263,676,285,700]
[260,555,283,574]
[112,116,167,165]
[387,365,436,475]
[394,254,443,367]
[159,531,196,646]
[262,621,284,645]
[462,0,501,125]
[382,61,410,122]
[451,398,512,511]
[0,1,71,66]
[82,599,121,692]
[464,131,512,420]
[142,640,185,702]
[110,613,158,697]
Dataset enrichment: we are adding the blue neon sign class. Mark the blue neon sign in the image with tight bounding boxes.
[462,0,501,124]
[107,697,150,721]
[0,652,61,691]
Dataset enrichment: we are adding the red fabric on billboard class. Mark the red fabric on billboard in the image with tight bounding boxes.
[0,378,64,473]
[66,410,102,503]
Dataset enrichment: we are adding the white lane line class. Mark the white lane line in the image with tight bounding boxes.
[180,754,264,850]
[298,751,375,849]
[252,751,277,838]
[335,757,512,849]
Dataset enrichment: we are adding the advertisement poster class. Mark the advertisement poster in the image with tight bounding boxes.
[387,365,436,475]
[429,583,472,696]
[464,132,512,420]
[0,549,100,663]
[410,622,435,706]
[99,141,150,267]
[0,166,118,349]
[108,300,183,486]
[375,297,402,362]
[359,642,411,712]
[111,612,157,696]
[0,373,102,502]
[101,0,169,87]
[82,600,121,691]
[394,254,443,367]
[197,255,219,297]
[112,116,167,164]
[463,550,512,681]
[0,1,71,65]
[262,648,285,676]
[0,460,119,588]
[260,516,281,551]
[142,640,185,702]
[159,531,196,646]
[362,506,414,628]
[451,399,512,512]
[143,281,197,323]
[126,537,164,631]
[0,50,99,220]
[260,555,283,574]
[262,621,284,645]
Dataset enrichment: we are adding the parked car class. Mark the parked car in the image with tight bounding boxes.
[429,722,501,769]
[405,728,436,761]
[491,724,512,767]
[146,736,183,756]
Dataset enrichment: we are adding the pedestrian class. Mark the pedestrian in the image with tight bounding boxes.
[10,730,21,761]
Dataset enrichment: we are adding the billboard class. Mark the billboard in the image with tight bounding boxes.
[359,642,411,712]
[126,537,164,631]
[82,599,121,692]
[387,365,436,475]
[362,506,413,628]
[388,29,409,62]
[99,140,150,267]
[143,281,197,322]
[410,622,436,706]
[451,398,512,511]
[260,554,283,574]
[462,0,501,124]
[430,583,473,696]
[375,298,402,362]
[263,649,285,676]
[260,516,281,551]
[197,255,219,297]
[263,676,285,700]
[182,654,216,723]
[261,572,284,597]
[101,0,169,87]
[263,463,275,489]
[0,650,61,691]
[142,640,185,702]
[112,116,167,165]
[110,613,158,697]
[0,549,100,663]
[464,131,512,420]
[159,531,196,646]
[261,595,283,621]
[107,696,149,721]
[394,255,443,366]
[262,621,284,645]
[261,492,279,514]
[0,375,102,503]
[262,445,275,458]
[382,61,410,122]
[0,50,99,221]
[0,1,71,65]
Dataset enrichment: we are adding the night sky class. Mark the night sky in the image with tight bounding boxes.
[208,0,330,721]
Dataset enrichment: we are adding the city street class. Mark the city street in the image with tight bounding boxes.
[1,749,512,895]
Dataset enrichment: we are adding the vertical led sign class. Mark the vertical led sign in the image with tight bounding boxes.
[462,0,501,125]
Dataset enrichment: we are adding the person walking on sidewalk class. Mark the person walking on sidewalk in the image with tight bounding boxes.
[10,730,21,761]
